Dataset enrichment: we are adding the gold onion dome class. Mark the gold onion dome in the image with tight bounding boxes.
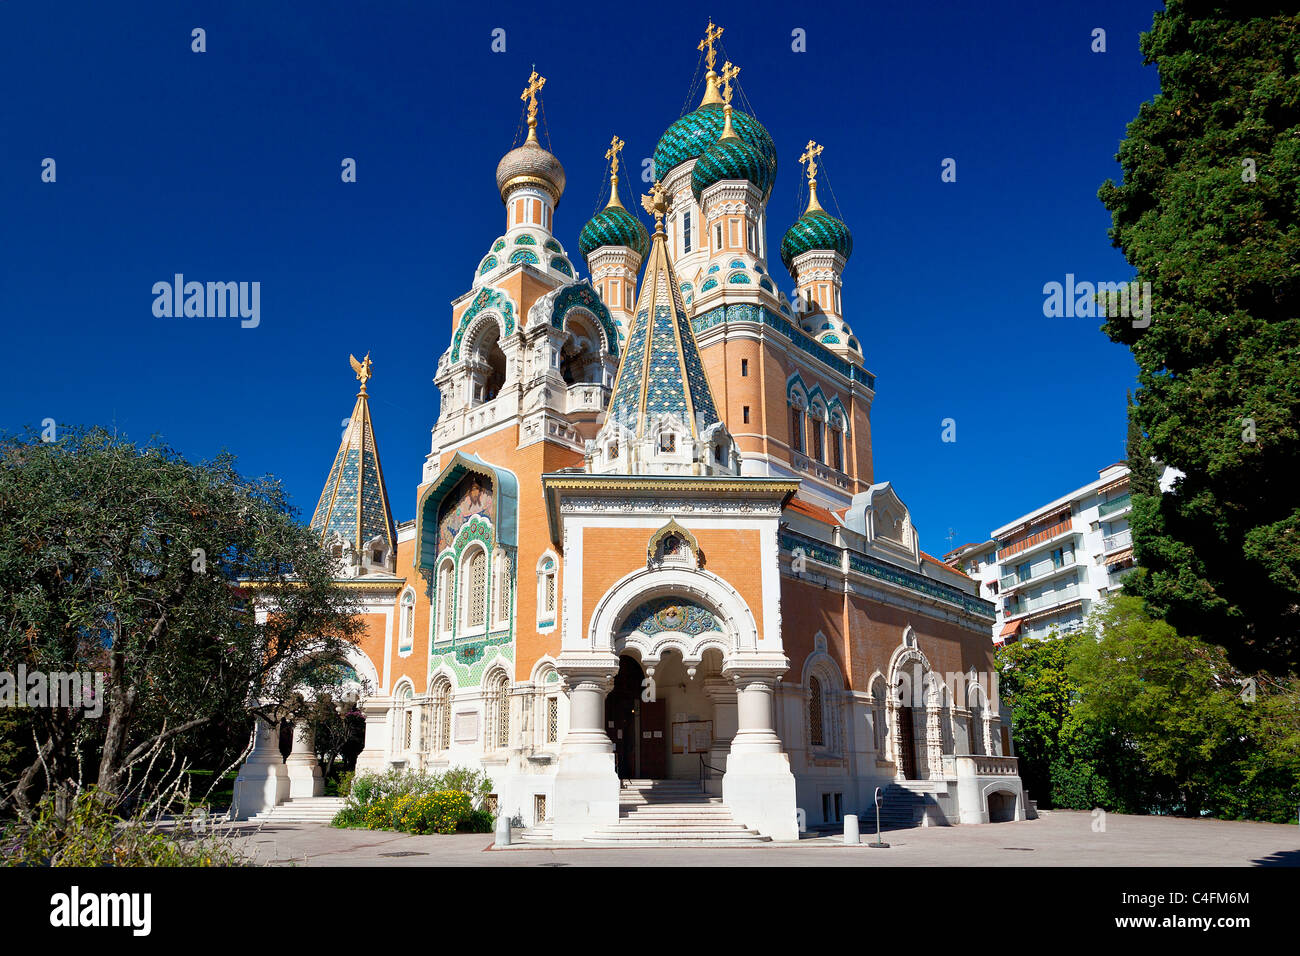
[496,70,566,204]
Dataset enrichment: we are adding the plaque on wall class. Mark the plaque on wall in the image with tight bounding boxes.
[454,712,480,743]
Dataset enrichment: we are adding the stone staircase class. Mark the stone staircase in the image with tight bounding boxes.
[520,780,770,846]
[876,783,928,830]
[245,796,347,824]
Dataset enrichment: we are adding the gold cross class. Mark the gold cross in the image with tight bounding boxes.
[719,61,739,106]
[641,180,671,233]
[698,20,724,73]
[605,135,625,179]
[521,70,547,128]
[799,140,824,183]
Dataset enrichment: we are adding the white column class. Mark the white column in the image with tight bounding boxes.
[551,655,620,841]
[720,661,798,841]
[703,678,736,796]
[285,720,324,798]
[926,703,944,780]
[353,697,392,774]
[230,714,289,820]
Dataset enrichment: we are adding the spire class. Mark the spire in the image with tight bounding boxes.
[521,69,547,145]
[697,20,725,106]
[604,181,722,447]
[604,135,626,209]
[309,353,397,569]
[799,139,825,213]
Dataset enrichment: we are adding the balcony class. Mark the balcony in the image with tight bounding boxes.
[1103,528,1133,553]
[1098,493,1131,519]
[997,517,1074,562]
[1004,582,1080,618]
[999,553,1077,592]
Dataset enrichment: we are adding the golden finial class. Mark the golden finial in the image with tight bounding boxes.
[521,69,547,144]
[605,135,625,208]
[349,352,374,394]
[799,140,825,212]
[718,61,740,138]
[698,21,725,106]
[641,181,671,235]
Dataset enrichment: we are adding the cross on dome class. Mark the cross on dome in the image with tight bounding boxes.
[799,140,825,211]
[521,70,547,143]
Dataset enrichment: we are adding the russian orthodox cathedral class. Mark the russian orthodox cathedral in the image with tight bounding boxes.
[234,23,1026,840]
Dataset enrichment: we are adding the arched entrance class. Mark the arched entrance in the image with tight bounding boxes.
[604,655,667,780]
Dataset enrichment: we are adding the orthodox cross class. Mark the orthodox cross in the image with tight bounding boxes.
[605,135,624,179]
[698,20,724,73]
[718,61,739,106]
[799,140,824,184]
[521,70,547,131]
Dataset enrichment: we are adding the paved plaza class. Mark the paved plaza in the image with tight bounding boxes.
[223,810,1300,867]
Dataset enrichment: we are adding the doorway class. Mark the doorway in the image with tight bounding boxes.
[605,655,668,780]
[898,706,920,779]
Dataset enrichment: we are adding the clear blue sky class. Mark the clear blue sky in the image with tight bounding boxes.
[0,0,1161,556]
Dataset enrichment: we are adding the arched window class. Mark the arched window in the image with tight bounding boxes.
[809,405,826,463]
[808,675,825,747]
[398,588,416,655]
[396,682,415,753]
[790,402,805,455]
[492,551,510,626]
[485,669,511,752]
[830,417,845,472]
[436,558,454,639]
[430,676,452,752]
[463,547,487,630]
[537,553,558,629]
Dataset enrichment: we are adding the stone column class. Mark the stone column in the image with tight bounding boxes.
[353,697,392,774]
[925,703,944,780]
[703,677,736,795]
[230,714,289,819]
[285,720,324,799]
[720,659,798,841]
[551,655,620,841]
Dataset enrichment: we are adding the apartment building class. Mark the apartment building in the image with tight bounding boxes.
[945,462,1156,644]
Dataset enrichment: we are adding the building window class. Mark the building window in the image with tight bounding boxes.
[741,358,748,377]
[743,405,750,424]
[485,670,510,752]
[811,418,825,463]
[683,210,692,253]
[463,548,487,630]
[399,588,416,654]
[534,794,547,824]
[537,554,558,628]
[430,677,451,751]
[437,558,454,637]
[790,406,804,454]
[808,676,825,746]
[747,221,756,252]
[831,422,844,471]
[715,223,723,250]
[546,695,559,743]
[493,551,510,625]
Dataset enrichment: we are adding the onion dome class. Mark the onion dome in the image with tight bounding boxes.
[690,66,774,201]
[496,70,566,204]
[579,135,650,261]
[780,144,852,271]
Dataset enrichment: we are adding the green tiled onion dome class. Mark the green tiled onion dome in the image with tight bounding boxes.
[691,128,775,201]
[780,208,853,272]
[654,104,777,194]
[579,203,650,261]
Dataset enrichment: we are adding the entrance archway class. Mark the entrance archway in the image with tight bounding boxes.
[605,654,668,780]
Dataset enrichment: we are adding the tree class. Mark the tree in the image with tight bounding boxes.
[995,635,1077,808]
[1098,1,1300,676]
[0,426,365,816]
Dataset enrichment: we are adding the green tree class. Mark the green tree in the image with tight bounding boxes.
[1099,1,1300,675]
[0,426,365,816]
[995,635,1077,808]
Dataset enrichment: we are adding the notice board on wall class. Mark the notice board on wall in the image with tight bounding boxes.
[671,719,713,754]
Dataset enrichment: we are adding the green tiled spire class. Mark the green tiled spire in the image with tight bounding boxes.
[309,353,396,557]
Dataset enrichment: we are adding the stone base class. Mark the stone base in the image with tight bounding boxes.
[286,758,324,799]
[551,750,619,841]
[230,760,289,820]
[722,750,799,841]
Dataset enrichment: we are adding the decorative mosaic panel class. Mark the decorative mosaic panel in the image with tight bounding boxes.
[514,234,536,245]
[549,283,620,358]
[544,238,562,253]
[822,334,841,344]
[492,239,506,252]
[728,273,751,284]
[609,307,649,427]
[509,249,540,265]
[550,256,572,277]
[618,597,722,636]
[479,256,497,275]
[759,278,774,292]
[438,473,494,554]
[700,278,719,292]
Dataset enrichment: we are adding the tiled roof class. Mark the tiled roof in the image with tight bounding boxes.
[309,380,396,554]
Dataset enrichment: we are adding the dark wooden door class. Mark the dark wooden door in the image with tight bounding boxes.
[640,700,667,778]
[898,706,919,779]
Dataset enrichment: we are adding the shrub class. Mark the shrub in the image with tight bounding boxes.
[459,809,495,834]
[330,769,494,834]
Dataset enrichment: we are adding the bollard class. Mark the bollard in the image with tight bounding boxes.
[843,814,860,845]
[494,814,511,847]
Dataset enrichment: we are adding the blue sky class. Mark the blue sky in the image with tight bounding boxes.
[0,0,1162,556]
